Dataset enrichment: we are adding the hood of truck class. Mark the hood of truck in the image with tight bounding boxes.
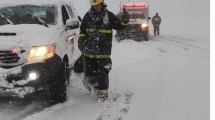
[129,19,148,25]
[0,24,59,48]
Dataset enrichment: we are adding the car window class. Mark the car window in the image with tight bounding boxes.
[65,5,74,18]
[125,8,146,19]
[0,5,57,25]
[61,5,69,25]
[0,18,9,25]
[130,13,146,19]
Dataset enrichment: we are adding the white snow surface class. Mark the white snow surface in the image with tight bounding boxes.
[21,36,209,120]
[0,0,210,120]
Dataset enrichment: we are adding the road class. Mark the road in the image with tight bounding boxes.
[0,35,210,120]
[0,92,53,120]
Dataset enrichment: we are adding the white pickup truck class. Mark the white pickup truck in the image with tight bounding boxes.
[0,0,81,103]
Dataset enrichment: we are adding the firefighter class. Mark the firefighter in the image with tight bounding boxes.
[78,0,129,101]
[152,12,162,36]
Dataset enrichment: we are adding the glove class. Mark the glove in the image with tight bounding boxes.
[121,9,130,23]
[78,36,85,53]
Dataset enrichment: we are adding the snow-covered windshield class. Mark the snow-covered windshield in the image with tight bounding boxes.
[124,9,146,19]
[0,5,57,26]
[0,15,10,25]
[129,13,146,19]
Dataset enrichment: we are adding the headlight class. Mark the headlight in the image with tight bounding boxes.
[28,44,55,61]
[141,24,148,28]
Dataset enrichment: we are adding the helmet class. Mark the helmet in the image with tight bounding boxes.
[89,0,103,6]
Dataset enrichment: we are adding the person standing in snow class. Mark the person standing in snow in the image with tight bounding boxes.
[152,12,162,36]
[78,0,129,101]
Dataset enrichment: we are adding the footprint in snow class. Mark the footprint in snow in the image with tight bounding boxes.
[95,90,133,120]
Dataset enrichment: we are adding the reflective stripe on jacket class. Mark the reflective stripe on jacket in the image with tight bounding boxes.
[86,28,112,33]
[85,54,110,59]
[79,9,128,56]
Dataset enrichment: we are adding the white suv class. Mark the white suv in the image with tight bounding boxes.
[0,0,81,103]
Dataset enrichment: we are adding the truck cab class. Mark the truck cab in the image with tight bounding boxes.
[0,0,81,104]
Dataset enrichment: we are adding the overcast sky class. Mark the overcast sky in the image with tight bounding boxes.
[72,0,210,42]
[72,0,209,17]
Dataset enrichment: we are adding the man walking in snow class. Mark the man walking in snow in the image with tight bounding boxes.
[78,0,129,102]
[152,12,162,36]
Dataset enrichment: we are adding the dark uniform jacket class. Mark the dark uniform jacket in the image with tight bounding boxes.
[152,15,161,27]
[79,7,128,58]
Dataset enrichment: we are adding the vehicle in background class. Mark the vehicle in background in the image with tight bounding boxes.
[115,0,151,41]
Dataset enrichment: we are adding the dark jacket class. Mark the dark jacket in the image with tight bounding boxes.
[79,7,128,57]
[152,15,161,27]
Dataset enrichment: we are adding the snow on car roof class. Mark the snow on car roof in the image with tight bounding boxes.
[0,0,72,8]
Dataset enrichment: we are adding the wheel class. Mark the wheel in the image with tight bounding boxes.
[133,36,141,41]
[50,61,68,104]
[143,32,149,41]
[74,56,84,73]
[144,35,149,41]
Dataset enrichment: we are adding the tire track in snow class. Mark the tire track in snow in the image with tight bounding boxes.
[142,36,209,58]
[151,36,190,50]
[158,36,209,52]
[163,35,197,42]
[0,92,53,120]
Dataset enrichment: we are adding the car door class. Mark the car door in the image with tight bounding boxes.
[61,4,75,65]
[65,4,81,65]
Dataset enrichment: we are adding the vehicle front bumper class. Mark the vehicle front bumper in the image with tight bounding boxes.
[0,54,62,98]
[117,25,149,38]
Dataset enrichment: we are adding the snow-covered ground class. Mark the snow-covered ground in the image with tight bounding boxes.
[0,35,209,120]
[20,35,208,120]
[0,0,211,120]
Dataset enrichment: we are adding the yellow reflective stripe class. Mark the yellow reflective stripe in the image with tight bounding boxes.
[99,29,112,33]
[85,54,110,59]
[86,28,112,33]
[121,22,129,26]
[86,28,94,32]
[98,90,108,95]
[80,34,86,37]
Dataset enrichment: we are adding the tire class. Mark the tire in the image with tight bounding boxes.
[144,32,149,41]
[50,61,68,104]
[144,35,149,41]
[133,36,141,41]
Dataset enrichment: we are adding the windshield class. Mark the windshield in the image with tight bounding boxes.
[0,5,57,26]
[0,16,9,25]
[130,13,146,19]
[125,9,146,19]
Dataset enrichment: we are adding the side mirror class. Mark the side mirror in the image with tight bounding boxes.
[66,19,79,30]
[148,17,151,20]
[78,16,82,22]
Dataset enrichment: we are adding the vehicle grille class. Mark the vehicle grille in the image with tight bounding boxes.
[0,33,16,36]
[126,24,142,32]
[0,51,20,63]
[128,24,141,28]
